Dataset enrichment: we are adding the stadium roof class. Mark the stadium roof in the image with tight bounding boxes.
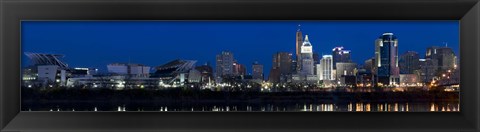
[24,52,68,68]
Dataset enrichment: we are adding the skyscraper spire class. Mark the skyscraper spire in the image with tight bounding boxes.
[297,24,301,31]
[302,35,311,46]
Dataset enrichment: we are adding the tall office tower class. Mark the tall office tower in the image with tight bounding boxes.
[425,46,457,72]
[300,35,314,75]
[291,60,297,73]
[233,61,246,76]
[271,52,293,83]
[332,46,352,69]
[364,57,375,73]
[375,33,400,86]
[399,51,420,74]
[295,25,303,73]
[318,55,334,80]
[268,68,281,83]
[418,58,438,83]
[252,61,264,80]
[215,51,234,83]
[313,52,320,75]
[272,52,293,75]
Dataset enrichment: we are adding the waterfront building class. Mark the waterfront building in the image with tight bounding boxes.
[375,33,400,86]
[215,51,235,83]
[252,61,264,80]
[399,74,420,87]
[399,51,420,74]
[356,69,374,87]
[332,47,352,69]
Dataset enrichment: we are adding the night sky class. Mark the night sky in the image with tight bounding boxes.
[21,21,459,76]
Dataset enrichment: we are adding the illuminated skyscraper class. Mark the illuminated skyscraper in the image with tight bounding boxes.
[215,51,234,83]
[318,55,334,80]
[295,25,303,73]
[300,35,314,75]
[375,33,400,86]
[332,47,352,69]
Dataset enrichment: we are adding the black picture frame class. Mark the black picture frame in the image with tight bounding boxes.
[1,0,479,132]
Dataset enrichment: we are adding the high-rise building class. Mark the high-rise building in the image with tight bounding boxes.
[215,51,234,82]
[273,52,293,75]
[364,57,375,73]
[233,61,246,76]
[313,52,320,75]
[270,52,293,83]
[425,46,457,72]
[375,33,400,86]
[300,35,314,75]
[295,25,303,73]
[291,60,297,73]
[335,62,357,86]
[318,55,334,80]
[268,68,281,83]
[252,61,264,80]
[399,51,420,74]
[332,47,352,69]
[417,58,438,83]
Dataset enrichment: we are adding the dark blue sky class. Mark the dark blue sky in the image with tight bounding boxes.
[22,21,459,75]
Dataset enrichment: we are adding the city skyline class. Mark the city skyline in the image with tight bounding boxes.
[21,21,459,76]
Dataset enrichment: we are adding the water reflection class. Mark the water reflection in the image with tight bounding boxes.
[23,101,459,112]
